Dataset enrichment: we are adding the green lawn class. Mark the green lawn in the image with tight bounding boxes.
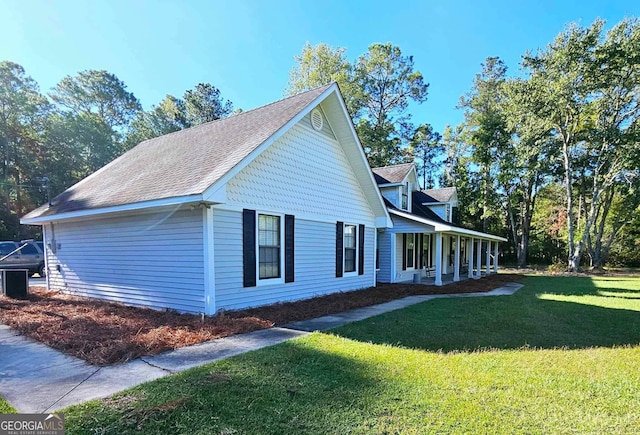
[60,275,640,434]
[0,397,16,413]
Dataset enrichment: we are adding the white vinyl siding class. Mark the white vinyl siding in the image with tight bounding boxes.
[214,209,375,311]
[301,109,336,141]
[427,204,448,221]
[44,207,205,313]
[379,186,399,209]
[226,121,375,226]
[376,230,392,283]
[389,215,435,234]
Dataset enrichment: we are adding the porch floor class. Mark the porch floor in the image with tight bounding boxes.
[399,271,493,286]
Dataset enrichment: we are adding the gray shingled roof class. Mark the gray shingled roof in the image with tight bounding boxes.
[419,187,457,203]
[23,84,332,220]
[371,163,415,184]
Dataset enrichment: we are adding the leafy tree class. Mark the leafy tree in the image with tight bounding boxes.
[440,125,468,187]
[124,95,189,149]
[354,43,429,166]
[524,18,640,271]
[459,57,510,233]
[529,183,568,265]
[286,42,429,167]
[499,78,555,267]
[410,123,442,189]
[440,124,474,227]
[50,70,141,130]
[286,42,361,116]
[0,61,50,238]
[607,198,640,267]
[587,180,640,267]
[124,83,233,149]
[44,112,114,188]
[49,70,142,179]
[184,83,233,126]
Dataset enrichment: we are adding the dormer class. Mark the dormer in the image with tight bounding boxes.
[371,163,418,212]
[415,187,458,223]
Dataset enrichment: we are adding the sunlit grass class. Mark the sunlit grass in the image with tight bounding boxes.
[537,292,640,311]
[598,291,640,298]
[537,276,640,312]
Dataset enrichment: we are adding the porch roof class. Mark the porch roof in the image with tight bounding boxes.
[388,209,507,242]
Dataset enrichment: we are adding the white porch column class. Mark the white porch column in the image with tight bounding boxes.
[390,233,397,283]
[485,240,492,275]
[442,236,449,275]
[467,238,474,279]
[475,239,482,278]
[493,241,499,273]
[453,235,461,282]
[435,232,443,286]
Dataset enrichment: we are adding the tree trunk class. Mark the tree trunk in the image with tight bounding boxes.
[590,186,615,270]
[562,135,577,271]
[506,202,519,266]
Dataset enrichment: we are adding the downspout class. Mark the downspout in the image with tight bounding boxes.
[45,223,54,290]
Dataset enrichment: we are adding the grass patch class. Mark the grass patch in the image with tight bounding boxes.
[336,275,640,351]
[0,397,16,413]
[61,275,640,434]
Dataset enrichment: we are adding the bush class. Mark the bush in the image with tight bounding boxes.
[547,262,567,273]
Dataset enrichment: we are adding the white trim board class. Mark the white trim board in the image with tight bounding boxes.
[388,209,507,242]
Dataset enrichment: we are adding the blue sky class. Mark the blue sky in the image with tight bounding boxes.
[1,0,637,134]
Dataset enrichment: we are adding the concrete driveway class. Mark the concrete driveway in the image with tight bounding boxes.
[29,277,46,286]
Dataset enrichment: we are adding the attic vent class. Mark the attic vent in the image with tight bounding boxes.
[310,108,323,131]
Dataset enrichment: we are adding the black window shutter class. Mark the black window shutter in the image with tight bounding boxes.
[358,224,365,275]
[402,233,407,270]
[242,209,256,287]
[336,222,343,278]
[285,215,295,283]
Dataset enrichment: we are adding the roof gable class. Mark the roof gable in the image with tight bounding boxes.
[419,187,457,204]
[371,163,415,185]
[23,84,391,227]
[23,85,331,220]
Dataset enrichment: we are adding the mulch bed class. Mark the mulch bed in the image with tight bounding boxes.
[0,273,523,366]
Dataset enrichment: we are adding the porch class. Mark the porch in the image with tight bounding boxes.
[377,223,506,286]
[397,270,493,286]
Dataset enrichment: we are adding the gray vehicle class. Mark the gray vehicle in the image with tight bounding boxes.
[0,240,46,277]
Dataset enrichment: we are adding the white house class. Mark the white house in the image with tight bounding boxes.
[21,84,392,314]
[372,163,507,286]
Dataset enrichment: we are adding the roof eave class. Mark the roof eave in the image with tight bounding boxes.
[20,194,204,224]
[388,209,507,241]
[326,86,392,228]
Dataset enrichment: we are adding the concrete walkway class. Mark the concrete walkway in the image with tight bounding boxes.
[0,282,523,413]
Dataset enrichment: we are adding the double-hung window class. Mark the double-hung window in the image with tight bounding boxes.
[406,233,415,269]
[336,222,364,278]
[344,224,357,273]
[258,214,281,280]
[401,182,409,210]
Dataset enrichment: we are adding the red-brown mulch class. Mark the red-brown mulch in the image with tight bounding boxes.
[0,273,522,366]
[234,273,524,325]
